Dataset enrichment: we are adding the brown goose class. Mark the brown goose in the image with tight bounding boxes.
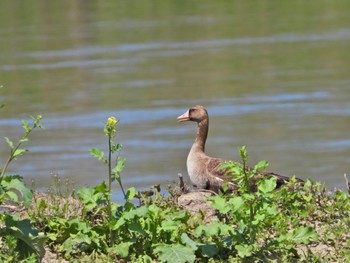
[177,105,299,192]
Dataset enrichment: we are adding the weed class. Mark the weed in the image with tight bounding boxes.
[0,115,45,262]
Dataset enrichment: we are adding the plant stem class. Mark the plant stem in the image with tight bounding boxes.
[116,156,127,201]
[107,134,112,219]
[241,150,256,244]
[0,131,30,183]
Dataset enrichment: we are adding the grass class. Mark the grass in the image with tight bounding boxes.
[0,115,349,263]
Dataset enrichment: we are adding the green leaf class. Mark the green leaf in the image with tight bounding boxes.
[252,213,265,225]
[124,206,149,220]
[4,137,13,149]
[128,221,147,236]
[254,160,269,172]
[200,244,219,257]
[181,233,219,257]
[195,222,234,237]
[19,137,28,143]
[95,181,108,193]
[13,149,28,158]
[161,219,181,232]
[126,187,136,200]
[89,148,104,160]
[113,157,125,175]
[278,226,318,244]
[266,205,278,215]
[111,143,123,153]
[2,178,33,207]
[109,242,133,258]
[228,196,244,212]
[302,193,312,202]
[63,233,93,255]
[154,244,196,263]
[181,233,199,251]
[209,195,230,214]
[22,120,30,133]
[5,215,47,259]
[235,244,253,258]
[221,161,242,176]
[77,187,102,210]
[258,178,277,193]
[239,146,248,161]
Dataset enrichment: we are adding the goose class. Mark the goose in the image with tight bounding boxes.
[177,105,299,192]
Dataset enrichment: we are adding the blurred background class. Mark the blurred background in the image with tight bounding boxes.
[1,1,350,200]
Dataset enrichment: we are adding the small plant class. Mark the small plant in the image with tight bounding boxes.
[0,115,43,183]
[87,117,127,212]
[0,115,46,261]
[77,116,134,249]
[208,146,318,260]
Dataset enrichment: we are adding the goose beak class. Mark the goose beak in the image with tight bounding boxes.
[177,110,190,122]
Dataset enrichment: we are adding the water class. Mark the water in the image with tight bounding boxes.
[1,1,350,199]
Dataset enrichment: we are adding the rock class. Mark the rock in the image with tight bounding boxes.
[177,190,217,223]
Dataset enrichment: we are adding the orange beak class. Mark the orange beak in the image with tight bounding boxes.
[176,110,190,122]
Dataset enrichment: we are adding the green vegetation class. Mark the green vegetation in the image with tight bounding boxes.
[0,114,349,262]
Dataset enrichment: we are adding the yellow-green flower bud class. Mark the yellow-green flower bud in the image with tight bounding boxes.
[107,116,118,127]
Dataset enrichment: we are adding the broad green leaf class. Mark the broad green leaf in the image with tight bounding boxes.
[252,213,265,225]
[200,244,219,257]
[209,195,230,214]
[89,148,104,160]
[109,242,133,258]
[63,235,91,255]
[77,187,101,210]
[154,244,196,263]
[124,205,149,220]
[112,217,126,230]
[161,219,181,231]
[128,221,147,236]
[95,181,108,193]
[67,218,92,233]
[228,196,244,212]
[266,205,278,215]
[2,178,33,207]
[235,244,253,258]
[258,178,277,193]
[181,233,199,251]
[5,216,47,259]
[278,226,318,244]
[293,226,318,244]
[4,137,13,149]
[195,222,234,237]
[13,149,28,158]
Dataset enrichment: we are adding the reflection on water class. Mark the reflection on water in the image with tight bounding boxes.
[0,1,350,199]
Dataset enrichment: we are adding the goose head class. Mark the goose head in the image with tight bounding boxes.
[177,105,208,123]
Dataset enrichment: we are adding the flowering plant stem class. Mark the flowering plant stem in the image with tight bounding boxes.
[0,115,43,184]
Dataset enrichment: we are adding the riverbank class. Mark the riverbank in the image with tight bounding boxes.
[1,173,349,262]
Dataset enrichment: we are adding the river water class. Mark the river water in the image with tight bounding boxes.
[1,1,350,199]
